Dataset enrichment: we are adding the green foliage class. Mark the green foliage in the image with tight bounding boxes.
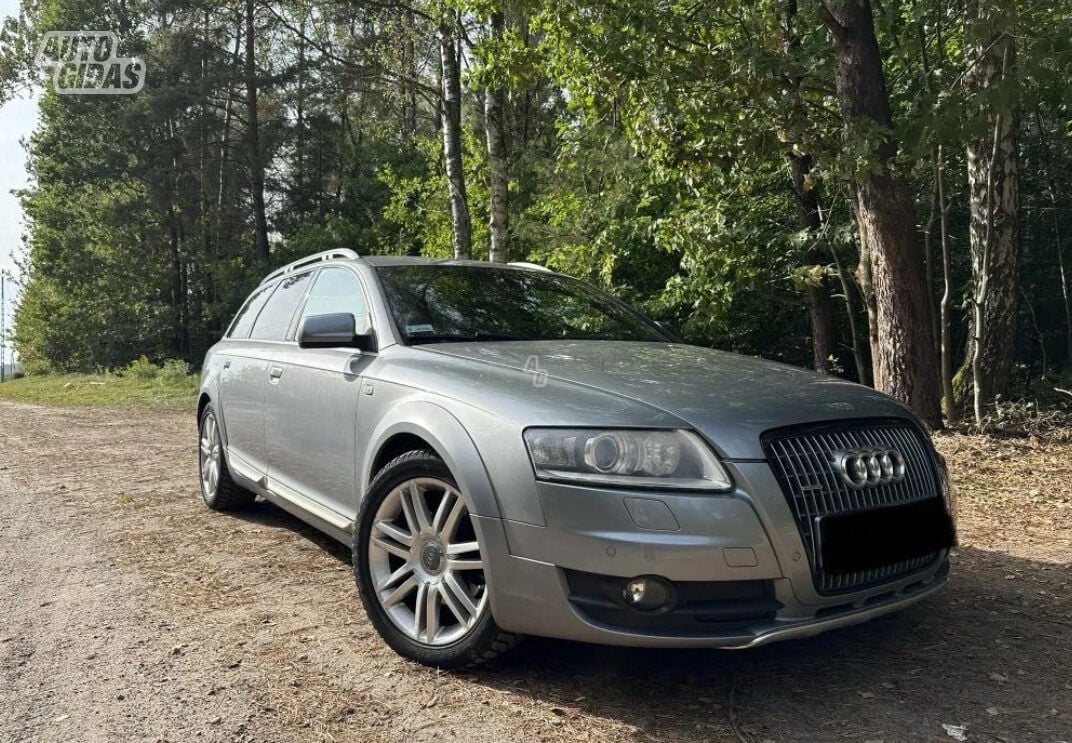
[125,356,159,381]
[0,368,198,409]
[157,358,191,385]
[2,0,1071,398]
[118,356,191,386]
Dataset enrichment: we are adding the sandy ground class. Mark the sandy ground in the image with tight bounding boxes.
[0,399,1070,743]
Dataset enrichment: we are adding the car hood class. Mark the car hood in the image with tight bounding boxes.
[419,340,918,459]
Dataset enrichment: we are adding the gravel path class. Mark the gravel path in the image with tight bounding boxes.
[1,399,1069,742]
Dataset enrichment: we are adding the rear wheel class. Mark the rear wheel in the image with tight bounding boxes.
[198,404,255,511]
[354,449,519,668]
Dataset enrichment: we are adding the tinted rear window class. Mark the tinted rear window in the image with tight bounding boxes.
[228,285,272,339]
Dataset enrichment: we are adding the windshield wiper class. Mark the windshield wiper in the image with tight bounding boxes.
[407,331,530,345]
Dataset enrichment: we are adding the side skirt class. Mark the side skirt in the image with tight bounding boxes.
[227,450,355,545]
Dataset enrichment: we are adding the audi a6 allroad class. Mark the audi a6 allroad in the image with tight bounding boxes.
[197,250,956,668]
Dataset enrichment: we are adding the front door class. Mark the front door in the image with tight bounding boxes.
[265,266,374,521]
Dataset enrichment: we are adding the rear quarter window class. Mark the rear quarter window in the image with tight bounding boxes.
[227,285,272,339]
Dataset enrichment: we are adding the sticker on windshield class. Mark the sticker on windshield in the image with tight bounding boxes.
[406,324,435,334]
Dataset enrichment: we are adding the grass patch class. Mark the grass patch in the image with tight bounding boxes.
[0,370,199,409]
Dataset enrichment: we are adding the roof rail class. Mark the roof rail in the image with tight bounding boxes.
[260,249,360,285]
[507,261,553,273]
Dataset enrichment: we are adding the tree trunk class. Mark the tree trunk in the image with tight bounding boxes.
[218,22,241,213]
[788,153,837,373]
[918,16,942,368]
[782,1,836,374]
[937,147,958,423]
[402,8,418,136]
[166,114,189,359]
[1055,220,1072,368]
[245,0,270,265]
[961,2,1019,418]
[820,1,941,426]
[1051,196,1072,369]
[853,194,881,390]
[294,15,307,209]
[1034,108,1072,369]
[485,9,509,264]
[438,14,472,260]
[923,162,940,361]
[168,204,188,358]
[831,241,870,386]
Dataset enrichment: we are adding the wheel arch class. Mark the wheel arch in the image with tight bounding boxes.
[197,370,229,449]
[361,401,502,519]
[197,392,211,422]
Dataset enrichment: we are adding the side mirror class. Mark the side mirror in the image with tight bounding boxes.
[298,313,376,351]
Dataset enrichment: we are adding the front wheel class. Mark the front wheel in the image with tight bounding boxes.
[354,450,519,668]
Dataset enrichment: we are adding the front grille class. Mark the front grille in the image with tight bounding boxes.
[762,418,944,595]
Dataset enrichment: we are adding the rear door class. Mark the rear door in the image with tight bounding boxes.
[220,271,314,479]
[265,266,374,521]
[216,283,273,478]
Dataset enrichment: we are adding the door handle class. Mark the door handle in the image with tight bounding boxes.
[269,366,284,382]
[222,359,231,370]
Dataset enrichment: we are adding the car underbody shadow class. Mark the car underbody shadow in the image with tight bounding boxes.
[229,496,352,564]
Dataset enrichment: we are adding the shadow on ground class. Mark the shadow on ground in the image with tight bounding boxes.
[237,499,1072,742]
[232,498,352,563]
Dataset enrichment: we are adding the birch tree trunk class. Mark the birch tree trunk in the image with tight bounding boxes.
[961,1,1019,418]
[937,147,958,423]
[485,8,509,264]
[439,13,472,260]
[820,0,942,426]
[244,0,270,264]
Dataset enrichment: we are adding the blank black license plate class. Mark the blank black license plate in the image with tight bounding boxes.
[817,498,956,574]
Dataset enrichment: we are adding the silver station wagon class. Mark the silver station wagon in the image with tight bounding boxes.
[197,249,956,668]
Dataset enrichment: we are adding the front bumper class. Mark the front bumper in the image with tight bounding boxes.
[474,460,950,647]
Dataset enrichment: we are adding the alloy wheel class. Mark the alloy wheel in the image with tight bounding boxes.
[199,412,222,500]
[367,477,488,646]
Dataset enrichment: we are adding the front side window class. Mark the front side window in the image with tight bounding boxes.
[374,265,668,344]
[249,272,313,341]
[301,268,369,325]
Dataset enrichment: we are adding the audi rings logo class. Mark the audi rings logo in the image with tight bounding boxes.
[834,448,906,488]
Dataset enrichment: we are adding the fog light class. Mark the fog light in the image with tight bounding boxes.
[621,576,672,611]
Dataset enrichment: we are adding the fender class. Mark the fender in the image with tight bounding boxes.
[198,365,228,448]
[360,399,503,519]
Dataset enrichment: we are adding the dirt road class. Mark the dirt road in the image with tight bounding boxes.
[1,399,1070,742]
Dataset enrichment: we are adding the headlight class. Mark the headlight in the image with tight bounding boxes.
[523,428,733,491]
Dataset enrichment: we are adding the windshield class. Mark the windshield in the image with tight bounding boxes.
[374,264,670,344]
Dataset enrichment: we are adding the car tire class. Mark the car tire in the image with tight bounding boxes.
[198,403,255,512]
[354,449,520,669]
